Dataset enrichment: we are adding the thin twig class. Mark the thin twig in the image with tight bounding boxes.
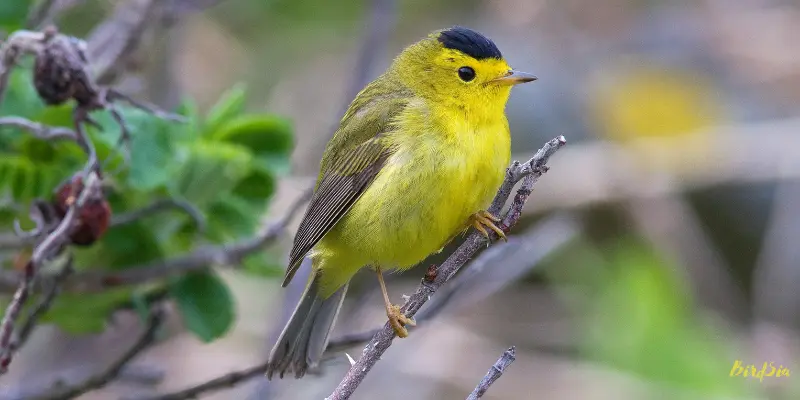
[58,187,313,293]
[0,170,102,374]
[26,0,61,29]
[10,255,74,352]
[111,198,206,233]
[122,362,268,400]
[30,307,165,400]
[0,116,78,141]
[105,89,186,122]
[86,0,161,85]
[0,30,48,106]
[326,214,579,355]
[326,136,566,400]
[466,346,516,400]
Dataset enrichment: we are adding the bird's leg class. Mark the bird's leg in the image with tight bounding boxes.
[375,267,416,338]
[469,210,507,242]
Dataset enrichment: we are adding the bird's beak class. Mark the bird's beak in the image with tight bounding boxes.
[490,70,538,86]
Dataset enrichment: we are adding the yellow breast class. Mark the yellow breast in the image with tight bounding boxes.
[312,98,510,296]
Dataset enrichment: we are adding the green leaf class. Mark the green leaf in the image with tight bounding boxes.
[203,83,248,136]
[17,135,57,162]
[0,156,39,202]
[171,141,253,206]
[170,271,235,342]
[0,1,33,36]
[210,115,294,167]
[0,67,45,118]
[206,194,259,242]
[92,107,177,190]
[174,97,202,138]
[40,289,136,334]
[36,103,74,128]
[242,252,285,278]
[73,221,164,270]
[231,169,275,209]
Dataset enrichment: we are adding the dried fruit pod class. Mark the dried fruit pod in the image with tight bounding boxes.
[53,174,111,247]
[32,31,100,108]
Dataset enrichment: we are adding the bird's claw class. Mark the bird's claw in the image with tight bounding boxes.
[470,210,507,242]
[387,304,415,338]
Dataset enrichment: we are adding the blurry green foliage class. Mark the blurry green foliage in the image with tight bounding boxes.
[547,238,756,398]
[0,53,293,340]
[0,0,33,33]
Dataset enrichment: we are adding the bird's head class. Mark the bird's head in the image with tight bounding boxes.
[391,26,536,115]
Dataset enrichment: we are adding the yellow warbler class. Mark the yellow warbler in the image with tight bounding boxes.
[267,26,536,379]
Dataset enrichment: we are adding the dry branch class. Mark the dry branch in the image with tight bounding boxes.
[466,346,516,400]
[29,306,164,400]
[0,170,102,374]
[56,187,312,293]
[326,135,566,400]
[110,198,206,233]
[0,24,183,376]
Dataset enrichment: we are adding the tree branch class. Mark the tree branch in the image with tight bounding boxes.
[0,169,102,374]
[30,306,165,400]
[9,255,74,353]
[0,116,78,141]
[466,346,516,400]
[56,187,312,293]
[326,135,566,400]
[122,361,267,400]
[111,198,206,233]
[325,214,579,355]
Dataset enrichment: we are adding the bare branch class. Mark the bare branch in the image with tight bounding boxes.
[0,30,48,106]
[0,116,78,141]
[111,198,206,233]
[121,362,268,400]
[26,0,61,29]
[58,187,312,293]
[105,89,186,122]
[0,170,102,374]
[30,306,164,400]
[466,346,516,400]
[9,255,74,353]
[86,0,161,85]
[326,214,579,354]
[326,136,566,400]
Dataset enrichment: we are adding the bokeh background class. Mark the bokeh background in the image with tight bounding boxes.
[1,0,799,399]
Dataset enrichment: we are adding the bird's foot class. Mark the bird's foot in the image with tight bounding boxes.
[387,304,416,338]
[470,210,507,242]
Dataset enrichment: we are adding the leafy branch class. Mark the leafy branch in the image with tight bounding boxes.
[0,1,294,389]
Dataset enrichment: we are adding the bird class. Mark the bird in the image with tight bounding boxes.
[266,26,536,379]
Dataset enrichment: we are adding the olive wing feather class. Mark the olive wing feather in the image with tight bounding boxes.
[282,83,411,286]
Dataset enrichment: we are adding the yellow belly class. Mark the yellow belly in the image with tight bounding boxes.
[312,121,510,298]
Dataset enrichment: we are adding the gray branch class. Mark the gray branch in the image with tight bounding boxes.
[466,346,516,400]
[29,307,165,400]
[326,135,566,400]
[52,187,312,294]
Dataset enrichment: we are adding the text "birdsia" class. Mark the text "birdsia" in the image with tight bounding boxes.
[729,360,791,382]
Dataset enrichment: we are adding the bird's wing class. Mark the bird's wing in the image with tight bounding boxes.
[282,82,411,286]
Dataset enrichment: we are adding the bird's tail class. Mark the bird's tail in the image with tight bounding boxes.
[266,267,348,379]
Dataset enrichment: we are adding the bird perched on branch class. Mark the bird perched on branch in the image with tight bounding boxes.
[267,26,536,379]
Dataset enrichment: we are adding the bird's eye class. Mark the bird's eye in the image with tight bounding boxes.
[458,66,476,82]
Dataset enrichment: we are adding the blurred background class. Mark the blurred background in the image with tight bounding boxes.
[1,0,799,399]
